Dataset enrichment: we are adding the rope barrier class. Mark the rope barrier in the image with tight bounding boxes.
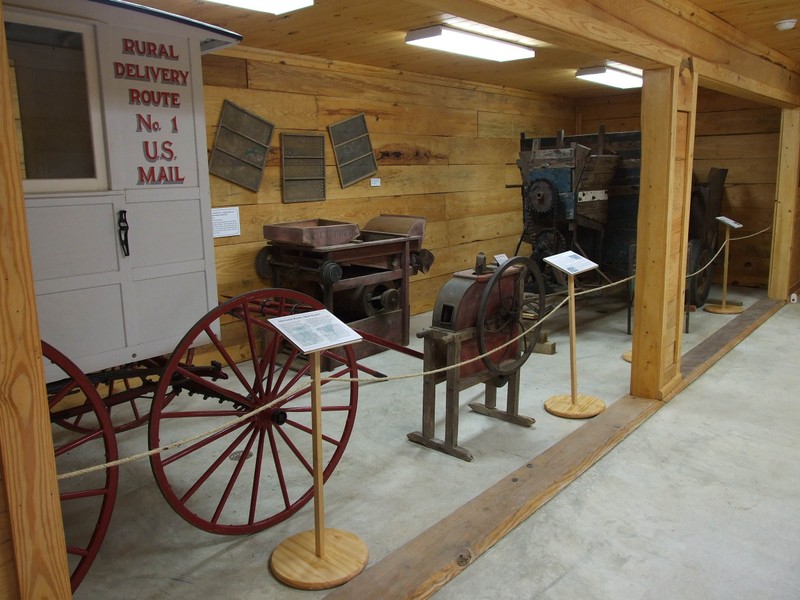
[57,225,771,480]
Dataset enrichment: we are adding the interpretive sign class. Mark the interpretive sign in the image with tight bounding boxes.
[544,251,598,276]
[270,309,362,354]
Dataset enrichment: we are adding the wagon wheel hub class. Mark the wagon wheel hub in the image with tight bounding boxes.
[271,410,288,425]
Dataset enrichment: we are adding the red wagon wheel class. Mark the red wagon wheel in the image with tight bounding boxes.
[149,289,359,535]
[43,341,119,593]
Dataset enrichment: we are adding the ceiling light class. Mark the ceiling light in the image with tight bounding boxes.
[203,0,313,14]
[576,65,643,89]
[775,19,797,31]
[405,25,535,62]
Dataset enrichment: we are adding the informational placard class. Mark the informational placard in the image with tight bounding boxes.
[493,253,509,265]
[212,207,241,238]
[544,251,598,275]
[270,309,362,353]
[716,215,743,229]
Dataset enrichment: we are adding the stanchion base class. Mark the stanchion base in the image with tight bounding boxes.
[621,351,632,363]
[270,528,368,590]
[704,304,743,315]
[544,393,606,419]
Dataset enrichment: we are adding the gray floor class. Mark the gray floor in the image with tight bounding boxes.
[68,284,800,599]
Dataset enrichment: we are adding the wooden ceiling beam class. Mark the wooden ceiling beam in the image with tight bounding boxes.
[422,0,800,106]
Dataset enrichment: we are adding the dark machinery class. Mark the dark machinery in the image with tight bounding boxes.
[518,128,728,309]
[408,254,546,461]
[257,215,434,361]
[687,167,728,306]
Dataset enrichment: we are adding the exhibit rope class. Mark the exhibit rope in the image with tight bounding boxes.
[57,225,771,481]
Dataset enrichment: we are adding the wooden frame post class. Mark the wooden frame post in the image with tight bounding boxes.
[0,3,72,596]
[631,61,698,400]
[768,108,800,300]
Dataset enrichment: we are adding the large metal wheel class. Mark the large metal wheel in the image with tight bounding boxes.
[149,289,359,534]
[44,341,119,593]
[477,256,546,376]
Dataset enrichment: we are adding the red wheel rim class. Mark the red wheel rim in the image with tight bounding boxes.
[44,341,119,592]
[149,289,359,534]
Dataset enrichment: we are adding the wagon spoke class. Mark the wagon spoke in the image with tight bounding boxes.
[274,423,314,475]
[240,307,266,400]
[249,430,267,524]
[260,330,281,397]
[284,417,343,448]
[161,417,251,467]
[267,426,291,510]
[211,428,259,524]
[202,324,256,398]
[54,429,104,457]
[177,424,254,505]
[60,485,114,502]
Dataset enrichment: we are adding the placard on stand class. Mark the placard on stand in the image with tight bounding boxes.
[542,252,606,419]
[704,216,743,315]
[267,310,368,589]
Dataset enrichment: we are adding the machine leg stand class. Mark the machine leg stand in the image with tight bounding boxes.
[407,333,534,462]
[407,334,473,461]
[468,370,535,427]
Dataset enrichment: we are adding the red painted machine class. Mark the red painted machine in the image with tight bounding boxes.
[408,255,546,461]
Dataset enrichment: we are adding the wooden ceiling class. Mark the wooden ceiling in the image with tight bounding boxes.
[140,0,800,99]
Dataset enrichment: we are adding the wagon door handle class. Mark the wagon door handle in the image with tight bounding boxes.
[118,210,130,257]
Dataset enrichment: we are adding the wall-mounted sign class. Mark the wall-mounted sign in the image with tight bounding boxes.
[212,206,241,238]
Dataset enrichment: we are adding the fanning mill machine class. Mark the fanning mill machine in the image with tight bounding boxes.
[258,214,433,360]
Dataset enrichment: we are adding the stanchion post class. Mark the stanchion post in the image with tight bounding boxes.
[311,351,325,557]
[269,311,368,590]
[542,252,606,419]
[705,216,743,315]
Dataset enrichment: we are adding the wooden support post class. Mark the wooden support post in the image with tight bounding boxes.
[768,108,800,300]
[0,5,72,596]
[630,62,698,400]
[270,351,368,590]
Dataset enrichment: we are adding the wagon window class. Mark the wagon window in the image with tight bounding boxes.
[5,18,106,191]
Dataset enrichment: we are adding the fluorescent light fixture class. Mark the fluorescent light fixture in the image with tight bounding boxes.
[576,64,643,89]
[406,25,535,62]
[203,0,313,15]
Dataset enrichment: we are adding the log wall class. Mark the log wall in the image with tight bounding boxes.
[201,47,576,326]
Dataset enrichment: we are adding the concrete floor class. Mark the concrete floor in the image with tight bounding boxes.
[66,284,800,599]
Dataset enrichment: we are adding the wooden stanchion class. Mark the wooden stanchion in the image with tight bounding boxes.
[267,310,368,590]
[270,351,368,589]
[544,272,606,419]
[704,218,743,315]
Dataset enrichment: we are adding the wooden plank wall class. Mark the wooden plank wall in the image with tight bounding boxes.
[578,88,782,289]
[201,48,576,326]
[694,90,781,288]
